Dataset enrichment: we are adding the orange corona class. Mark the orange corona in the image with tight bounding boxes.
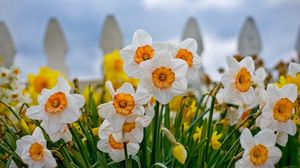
[113,93,135,116]
[134,45,154,64]
[249,144,268,166]
[235,67,251,92]
[29,142,44,161]
[45,92,68,114]
[273,98,293,122]
[152,67,175,89]
[176,48,193,68]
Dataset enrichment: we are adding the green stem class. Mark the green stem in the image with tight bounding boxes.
[123,141,130,168]
[204,96,216,163]
[150,101,160,166]
[0,100,20,120]
[141,128,148,168]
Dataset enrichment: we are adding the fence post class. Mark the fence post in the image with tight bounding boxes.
[100,15,123,54]
[0,22,16,68]
[238,17,262,57]
[44,18,69,77]
[182,17,204,56]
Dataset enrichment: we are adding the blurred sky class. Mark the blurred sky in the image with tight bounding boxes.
[0,0,300,80]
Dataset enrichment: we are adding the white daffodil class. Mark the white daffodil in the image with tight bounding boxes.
[97,120,140,162]
[15,127,57,168]
[113,104,154,143]
[120,29,156,78]
[26,77,85,134]
[256,84,297,146]
[41,122,72,142]
[169,38,201,80]
[139,50,188,104]
[236,128,282,168]
[98,81,149,131]
[0,67,9,85]
[288,62,300,76]
[221,56,256,105]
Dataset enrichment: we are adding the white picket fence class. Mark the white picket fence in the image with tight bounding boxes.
[0,15,299,88]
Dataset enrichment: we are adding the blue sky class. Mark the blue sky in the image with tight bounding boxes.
[0,0,300,80]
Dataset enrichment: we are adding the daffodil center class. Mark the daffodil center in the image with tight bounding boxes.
[45,92,68,114]
[249,144,268,166]
[34,76,49,93]
[273,98,293,122]
[113,93,135,116]
[176,48,193,68]
[108,134,128,149]
[29,142,44,161]
[235,67,251,92]
[134,45,154,64]
[122,122,136,133]
[152,67,175,89]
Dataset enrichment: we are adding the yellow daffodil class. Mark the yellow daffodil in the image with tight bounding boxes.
[193,126,202,143]
[211,131,222,150]
[103,50,138,89]
[27,67,62,104]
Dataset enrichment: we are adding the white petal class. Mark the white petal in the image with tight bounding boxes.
[241,87,256,105]
[278,120,297,135]
[267,146,282,164]
[109,149,125,162]
[97,140,109,153]
[54,77,71,93]
[38,89,52,104]
[240,57,255,73]
[117,82,135,94]
[132,29,152,48]
[32,127,45,140]
[98,102,114,119]
[276,131,288,146]
[26,105,46,120]
[240,128,255,149]
[220,72,234,87]
[280,84,297,102]
[131,128,144,143]
[172,77,187,95]
[127,143,140,155]
[254,129,276,146]
[226,56,239,71]
[171,58,188,78]
[235,158,253,168]
[120,45,135,63]
[68,94,85,109]
[134,89,150,105]
[181,38,197,52]
[123,61,141,78]
[266,84,281,104]
[43,150,57,168]
[109,115,126,131]
[152,88,173,105]
[258,116,278,131]
[60,107,80,123]
[105,81,115,96]
[42,117,63,134]
[288,62,300,76]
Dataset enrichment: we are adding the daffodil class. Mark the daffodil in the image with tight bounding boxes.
[193,126,202,143]
[139,50,188,104]
[27,67,62,104]
[256,84,297,146]
[26,77,85,134]
[169,38,201,81]
[221,56,256,105]
[236,128,281,168]
[120,29,155,78]
[15,127,57,167]
[98,81,149,131]
[97,119,139,162]
[211,131,222,150]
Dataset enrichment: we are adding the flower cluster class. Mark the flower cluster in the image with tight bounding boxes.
[219,56,299,167]
[0,66,31,115]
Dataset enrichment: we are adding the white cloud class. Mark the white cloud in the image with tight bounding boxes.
[142,0,244,11]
